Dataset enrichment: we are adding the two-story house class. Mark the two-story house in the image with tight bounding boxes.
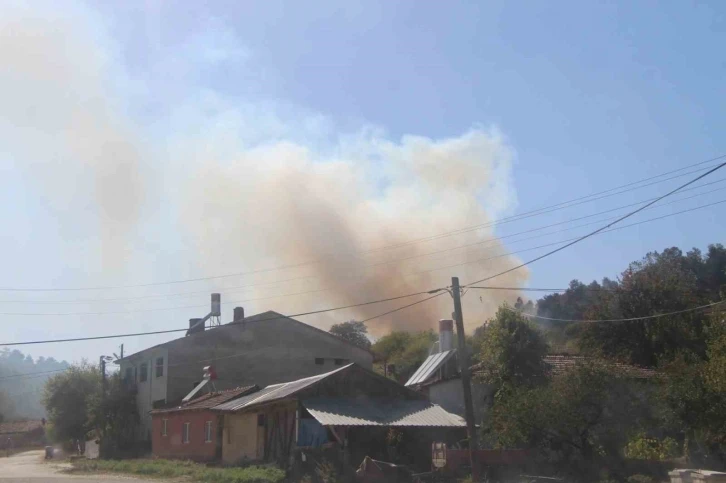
[118,308,373,442]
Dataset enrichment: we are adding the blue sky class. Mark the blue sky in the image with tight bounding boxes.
[0,0,724,365]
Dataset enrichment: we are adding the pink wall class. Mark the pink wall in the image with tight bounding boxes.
[152,411,218,462]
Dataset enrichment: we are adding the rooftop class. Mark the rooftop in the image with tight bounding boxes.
[152,385,258,413]
[543,354,657,379]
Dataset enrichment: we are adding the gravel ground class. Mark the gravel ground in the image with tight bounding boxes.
[0,450,160,483]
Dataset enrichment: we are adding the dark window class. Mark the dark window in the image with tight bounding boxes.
[314,358,324,365]
[334,358,348,366]
[139,363,148,382]
[125,367,132,382]
[257,414,266,427]
[182,422,190,443]
[205,421,213,443]
[161,419,168,437]
[155,357,164,378]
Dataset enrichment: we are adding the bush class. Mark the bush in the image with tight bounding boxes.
[624,434,679,461]
[69,458,286,483]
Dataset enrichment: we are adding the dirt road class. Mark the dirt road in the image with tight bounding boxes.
[0,450,158,482]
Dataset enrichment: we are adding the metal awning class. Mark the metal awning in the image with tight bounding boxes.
[405,350,456,386]
[302,398,466,427]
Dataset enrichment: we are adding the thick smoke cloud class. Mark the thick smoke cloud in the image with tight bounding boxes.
[0,3,528,334]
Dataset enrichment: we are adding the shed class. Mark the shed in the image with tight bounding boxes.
[212,363,466,468]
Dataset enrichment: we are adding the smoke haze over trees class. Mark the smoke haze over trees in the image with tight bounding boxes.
[0,349,69,420]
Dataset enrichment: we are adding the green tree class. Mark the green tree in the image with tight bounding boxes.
[489,362,654,478]
[475,305,549,389]
[578,247,717,366]
[91,374,139,457]
[43,362,100,443]
[329,320,371,349]
[371,330,436,382]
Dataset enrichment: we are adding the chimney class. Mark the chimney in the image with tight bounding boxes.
[233,307,245,323]
[438,319,454,352]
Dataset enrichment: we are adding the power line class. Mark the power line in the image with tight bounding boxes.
[1,195,722,317]
[2,178,722,307]
[360,291,448,323]
[462,160,726,287]
[504,299,726,323]
[418,198,726,276]
[1,155,723,293]
[0,288,445,346]
[468,286,616,292]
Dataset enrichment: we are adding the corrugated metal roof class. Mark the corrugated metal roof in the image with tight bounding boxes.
[302,398,466,427]
[405,350,456,386]
[542,355,657,379]
[213,364,352,412]
[152,385,258,413]
[0,420,44,435]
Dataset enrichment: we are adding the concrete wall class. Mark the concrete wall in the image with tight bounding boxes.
[121,313,372,441]
[120,347,168,440]
[152,411,218,462]
[426,379,492,425]
[164,315,373,404]
[222,412,262,464]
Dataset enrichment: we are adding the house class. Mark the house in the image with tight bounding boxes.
[212,363,466,469]
[406,320,658,426]
[405,319,492,425]
[150,385,258,462]
[0,419,46,448]
[118,305,374,442]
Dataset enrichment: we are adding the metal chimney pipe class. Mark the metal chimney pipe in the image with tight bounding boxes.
[438,319,454,352]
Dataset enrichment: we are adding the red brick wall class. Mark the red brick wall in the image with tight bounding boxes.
[152,411,219,462]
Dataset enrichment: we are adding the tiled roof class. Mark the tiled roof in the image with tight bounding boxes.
[543,355,657,379]
[152,385,258,413]
[0,420,44,435]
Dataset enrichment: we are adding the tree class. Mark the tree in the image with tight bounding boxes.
[329,320,371,349]
[474,305,549,389]
[488,362,654,479]
[578,247,713,366]
[43,362,100,443]
[90,374,139,457]
[371,330,437,382]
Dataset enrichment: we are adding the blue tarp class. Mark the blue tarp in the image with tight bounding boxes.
[298,418,329,447]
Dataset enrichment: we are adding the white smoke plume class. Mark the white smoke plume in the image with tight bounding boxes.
[0,3,528,335]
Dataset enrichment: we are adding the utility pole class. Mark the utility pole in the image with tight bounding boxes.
[451,276,480,480]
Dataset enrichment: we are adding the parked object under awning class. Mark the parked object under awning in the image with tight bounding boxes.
[302,397,466,427]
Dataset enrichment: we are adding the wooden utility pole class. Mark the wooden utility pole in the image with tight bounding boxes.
[451,276,480,480]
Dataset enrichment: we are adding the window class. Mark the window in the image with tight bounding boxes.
[161,419,168,437]
[139,363,148,382]
[334,358,348,366]
[124,367,132,382]
[226,426,233,444]
[155,357,164,378]
[182,422,190,444]
[257,414,266,427]
[205,421,213,443]
[314,358,324,365]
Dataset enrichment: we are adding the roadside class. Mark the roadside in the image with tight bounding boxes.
[0,450,159,482]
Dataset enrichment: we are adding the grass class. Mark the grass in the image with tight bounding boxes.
[69,458,286,483]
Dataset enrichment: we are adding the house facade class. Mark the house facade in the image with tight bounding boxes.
[150,386,257,462]
[119,308,374,441]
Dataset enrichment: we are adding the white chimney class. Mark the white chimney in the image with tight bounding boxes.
[438,319,454,352]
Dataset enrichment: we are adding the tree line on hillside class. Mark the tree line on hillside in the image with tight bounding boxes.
[329,243,726,481]
[0,349,69,421]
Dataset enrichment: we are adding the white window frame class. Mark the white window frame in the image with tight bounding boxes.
[182,422,190,444]
[205,421,213,443]
[162,419,168,437]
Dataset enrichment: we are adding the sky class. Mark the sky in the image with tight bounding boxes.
[0,0,724,365]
